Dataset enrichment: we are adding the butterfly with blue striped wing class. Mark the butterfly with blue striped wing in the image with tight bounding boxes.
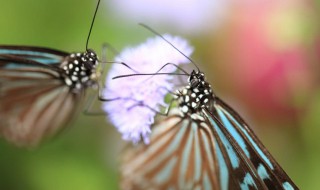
[0,45,100,146]
[0,0,104,147]
[120,70,298,190]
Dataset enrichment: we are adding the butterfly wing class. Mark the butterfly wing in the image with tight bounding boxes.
[0,46,83,147]
[0,45,67,66]
[120,98,298,189]
[205,97,298,190]
[120,110,262,190]
[121,109,222,190]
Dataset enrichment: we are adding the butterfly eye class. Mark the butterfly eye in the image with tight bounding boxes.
[199,75,204,81]
[190,78,199,88]
[81,52,98,70]
[86,49,97,58]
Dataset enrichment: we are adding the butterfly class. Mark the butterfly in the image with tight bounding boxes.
[119,27,299,190]
[0,0,102,147]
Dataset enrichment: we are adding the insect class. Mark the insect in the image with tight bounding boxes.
[120,26,299,190]
[0,0,103,147]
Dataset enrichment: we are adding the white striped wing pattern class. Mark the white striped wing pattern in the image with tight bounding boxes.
[120,98,298,190]
[0,46,84,147]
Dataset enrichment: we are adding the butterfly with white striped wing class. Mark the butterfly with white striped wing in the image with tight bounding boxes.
[119,42,299,190]
[0,0,103,147]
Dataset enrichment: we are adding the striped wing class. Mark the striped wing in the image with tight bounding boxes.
[0,45,68,66]
[206,98,298,190]
[0,46,82,147]
[120,99,298,189]
[120,110,217,190]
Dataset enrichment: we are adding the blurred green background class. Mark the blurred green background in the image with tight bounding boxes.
[0,0,319,189]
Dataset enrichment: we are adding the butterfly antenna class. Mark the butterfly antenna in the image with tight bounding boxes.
[139,23,200,72]
[86,0,101,51]
[113,73,189,80]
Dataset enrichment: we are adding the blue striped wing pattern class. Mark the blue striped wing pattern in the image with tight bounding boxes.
[0,46,83,147]
[0,45,68,67]
[120,98,298,190]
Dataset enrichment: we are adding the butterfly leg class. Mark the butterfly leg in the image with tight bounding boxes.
[83,43,139,115]
[160,97,175,116]
[125,101,165,115]
[123,85,176,116]
[83,90,108,116]
[117,62,186,116]
[83,43,120,115]
[100,43,119,74]
[83,76,128,115]
[92,82,176,116]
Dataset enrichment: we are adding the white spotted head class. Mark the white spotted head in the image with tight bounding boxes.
[60,49,99,92]
[175,70,213,115]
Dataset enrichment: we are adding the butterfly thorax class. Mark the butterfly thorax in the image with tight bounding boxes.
[60,49,99,92]
[175,70,214,116]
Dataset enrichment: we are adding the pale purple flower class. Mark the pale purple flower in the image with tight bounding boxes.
[106,0,229,34]
[103,34,193,144]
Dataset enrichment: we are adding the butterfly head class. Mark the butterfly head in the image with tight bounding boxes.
[83,49,98,70]
[188,70,206,88]
[61,50,99,91]
[175,70,213,115]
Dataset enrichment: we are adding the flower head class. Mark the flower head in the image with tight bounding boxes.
[103,35,193,143]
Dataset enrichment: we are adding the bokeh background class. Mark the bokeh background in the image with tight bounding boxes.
[0,0,319,189]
